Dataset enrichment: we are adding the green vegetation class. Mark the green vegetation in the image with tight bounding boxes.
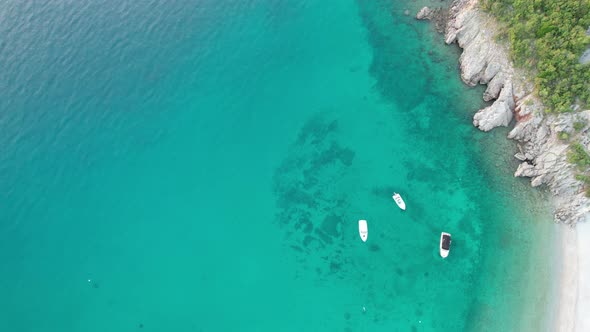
[558,131,570,141]
[569,142,590,195]
[575,173,590,182]
[574,119,587,131]
[567,142,590,168]
[575,174,590,196]
[481,1,590,192]
[481,0,590,112]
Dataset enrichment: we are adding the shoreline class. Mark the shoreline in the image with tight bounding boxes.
[419,0,590,226]
[552,223,577,332]
[417,0,590,331]
[552,216,590,332]
[468,127,558,332]
[575,220,590,331]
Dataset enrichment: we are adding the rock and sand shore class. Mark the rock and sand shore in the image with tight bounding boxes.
[420,0,590,226]
[417,0,590,330]
[554,220,590,332]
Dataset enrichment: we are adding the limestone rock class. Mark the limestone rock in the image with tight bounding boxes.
[531,175,545,187]
[446,0,590,224]
[483,72,504,101]
[445,0,516,132]
[416,6,448,33]
[473,80,514,131]
[416,7,431,20]
[515,162,537,177]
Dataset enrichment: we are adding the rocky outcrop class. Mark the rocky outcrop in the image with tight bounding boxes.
[508,109,590,225]
[416,7,433,20]
[444,0,516,132]
[415,6,449,33]
[441,0,590,225]
[473,79,514,131]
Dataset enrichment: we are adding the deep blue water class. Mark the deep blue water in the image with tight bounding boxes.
[0,0,554,331]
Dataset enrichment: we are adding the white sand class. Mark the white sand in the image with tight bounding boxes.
[553,225,577,332]
[575,221,590,331]
[553,218,590,332]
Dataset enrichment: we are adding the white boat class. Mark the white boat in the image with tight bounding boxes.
[358,220,368,242]
[392,192,406,210]
[440,232,451,258]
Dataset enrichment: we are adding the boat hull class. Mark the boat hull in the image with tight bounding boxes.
[392,193,406,210]
[358,220,368,242]
[440,232,451,258]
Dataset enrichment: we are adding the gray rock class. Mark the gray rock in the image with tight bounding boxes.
[515,162,536,177]
[524,152,536,161]
[473,80,514,131]
[581,48,590,64]
[482,62,501,83]
[483,73,504,101]
[531,174,545,187]
[446,0,590,224]
[416,7,431,19]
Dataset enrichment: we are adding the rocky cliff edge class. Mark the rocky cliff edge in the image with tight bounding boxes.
[418,0,590,225]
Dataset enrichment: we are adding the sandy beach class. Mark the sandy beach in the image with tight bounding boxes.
[553,219,590,332]
[429,1,590,330]
[575,221,590,331]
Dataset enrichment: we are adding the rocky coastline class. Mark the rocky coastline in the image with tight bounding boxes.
[417,0,590,225]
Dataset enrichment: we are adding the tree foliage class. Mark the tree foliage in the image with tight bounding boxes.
[481,0,590,112]
[568,143,590,195]
[574,173,590,196]
[574,119,587,131]
[567,142,590,168]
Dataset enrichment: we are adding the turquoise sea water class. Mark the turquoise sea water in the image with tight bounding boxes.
[0,0,555,331]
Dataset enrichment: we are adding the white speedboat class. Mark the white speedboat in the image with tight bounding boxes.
[440,232,451,258]
[358,220,368,242]
[392,192,406,210]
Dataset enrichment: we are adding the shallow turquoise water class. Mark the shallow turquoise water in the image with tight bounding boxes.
[0,0,554,331]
